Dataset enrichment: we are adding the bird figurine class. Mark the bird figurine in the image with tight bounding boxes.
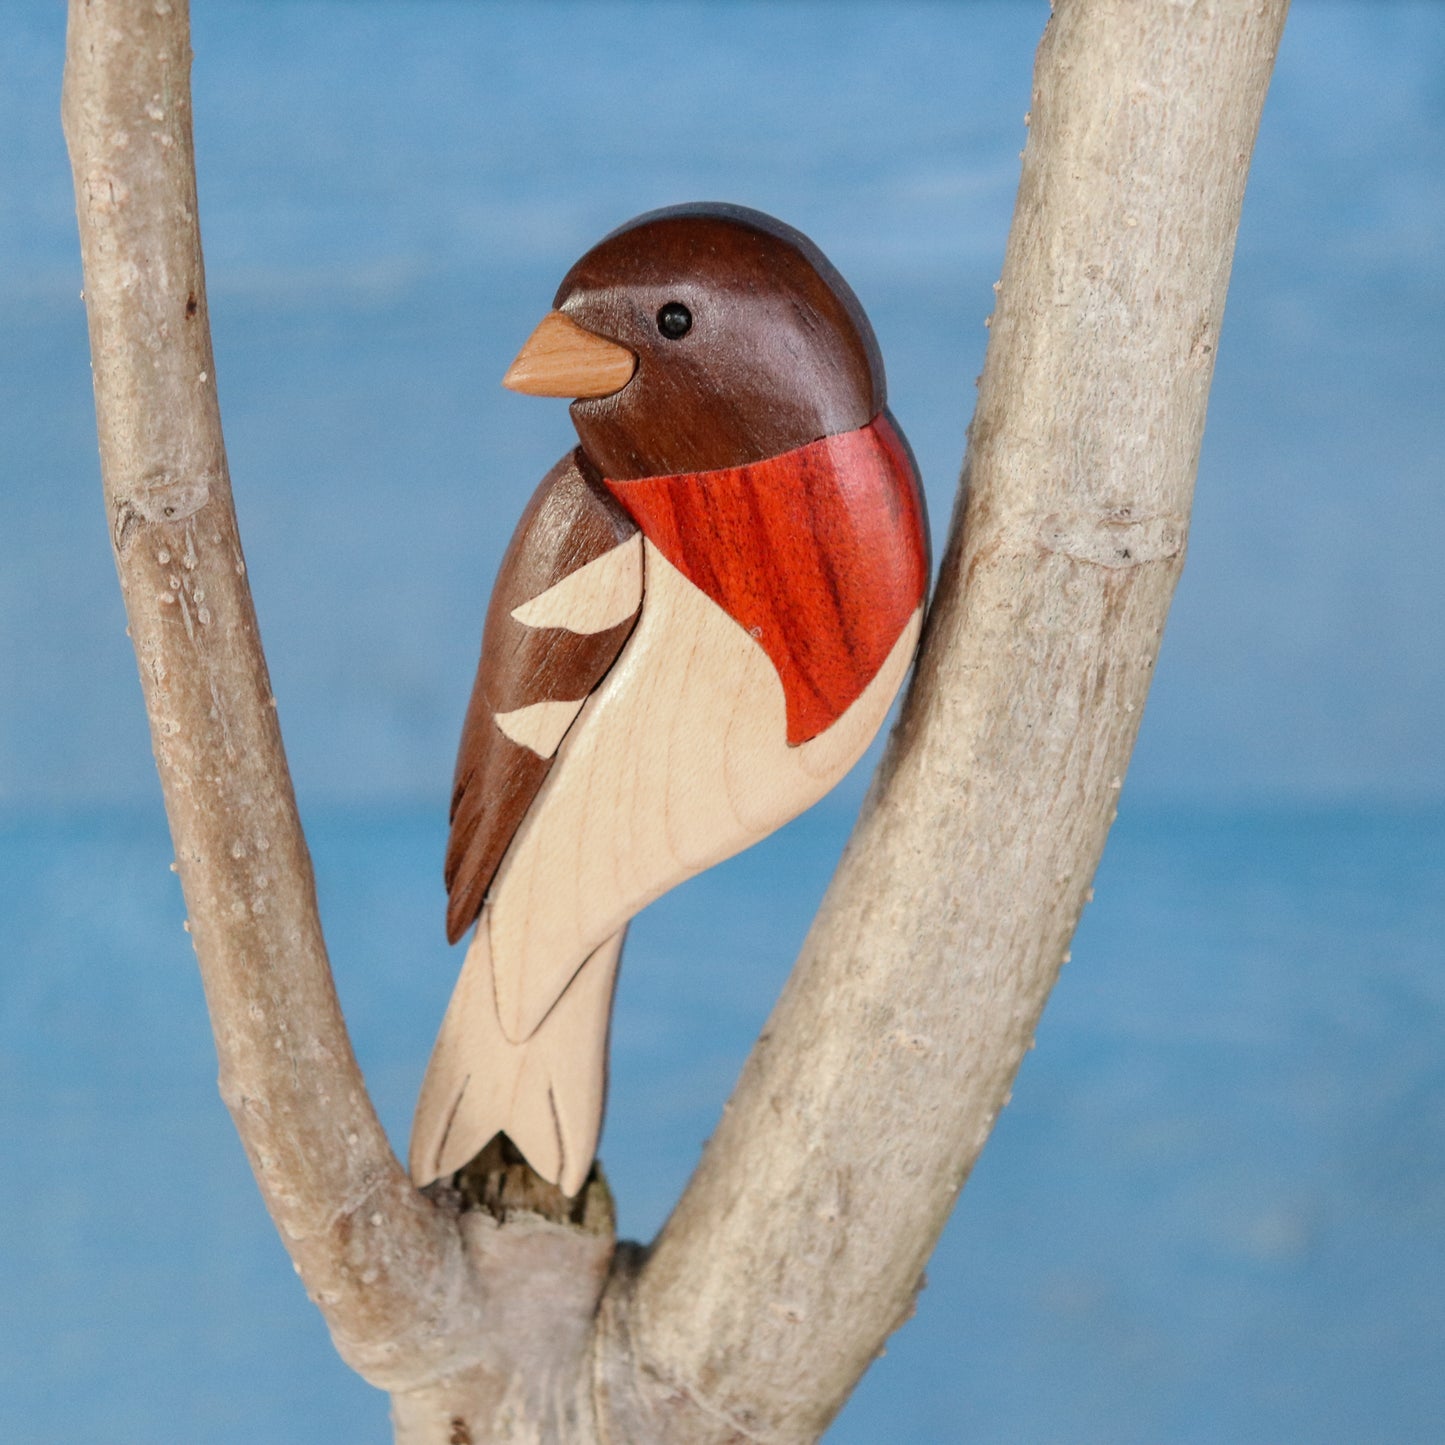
[410,203,930,1196]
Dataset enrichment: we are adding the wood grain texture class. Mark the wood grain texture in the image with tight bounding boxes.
[413,540,923,1184]
[446,203,906,952]
[509,532,642,633]
[608,5,1292,1441]
[444,452,640,943]
[488,549,921,1045]
[492,697,587,757]
[503,308,637,399]
[606,413,928,744]
[557,203,887,480]
[429,205,928,1187]
[411,927,626,1195]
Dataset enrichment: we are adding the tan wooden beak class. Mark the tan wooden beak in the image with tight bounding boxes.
[502,311,637,398]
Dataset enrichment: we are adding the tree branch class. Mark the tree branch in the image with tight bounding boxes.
[603,1,1290,1438]
[61,0,486,1394]
[65,0,1289,1439]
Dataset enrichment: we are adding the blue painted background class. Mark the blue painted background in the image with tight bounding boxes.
[2,2,1442,1440]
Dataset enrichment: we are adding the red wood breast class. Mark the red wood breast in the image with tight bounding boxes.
[604,412,929,745]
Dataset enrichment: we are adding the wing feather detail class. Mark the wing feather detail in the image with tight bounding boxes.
[509,533,643,633]
[493,697,587,757]
[444,451,641,943]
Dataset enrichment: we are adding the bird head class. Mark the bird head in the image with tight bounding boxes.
[503,203,886,481]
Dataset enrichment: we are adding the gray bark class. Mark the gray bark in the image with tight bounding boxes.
[62,0,1289,1440]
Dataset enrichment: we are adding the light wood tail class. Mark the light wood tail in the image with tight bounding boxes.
[409,922,624,1197]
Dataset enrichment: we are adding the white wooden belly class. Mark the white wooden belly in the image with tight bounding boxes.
[485,541,921,1042]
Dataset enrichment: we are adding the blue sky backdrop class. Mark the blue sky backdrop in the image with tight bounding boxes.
[2,3,1442,1442]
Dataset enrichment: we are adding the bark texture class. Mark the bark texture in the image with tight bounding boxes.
[61,0,488,1396]
[607,1,1290,1439]
[63,0,1288,1440]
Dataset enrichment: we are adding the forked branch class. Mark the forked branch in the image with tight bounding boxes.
[64,0,1289,1440]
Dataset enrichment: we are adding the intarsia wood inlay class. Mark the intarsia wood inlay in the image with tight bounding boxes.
[414,203,930,1195]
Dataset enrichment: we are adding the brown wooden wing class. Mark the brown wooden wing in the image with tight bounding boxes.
[444,449,641,942]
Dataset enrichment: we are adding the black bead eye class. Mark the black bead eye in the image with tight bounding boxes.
[656,301,692,340]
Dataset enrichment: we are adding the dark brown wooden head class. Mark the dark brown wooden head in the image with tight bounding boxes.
[506,203,886,481]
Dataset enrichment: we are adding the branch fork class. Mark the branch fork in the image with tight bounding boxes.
[63,0,1288,1438]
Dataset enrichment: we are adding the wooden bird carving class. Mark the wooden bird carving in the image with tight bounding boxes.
[410,203,930,1195]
